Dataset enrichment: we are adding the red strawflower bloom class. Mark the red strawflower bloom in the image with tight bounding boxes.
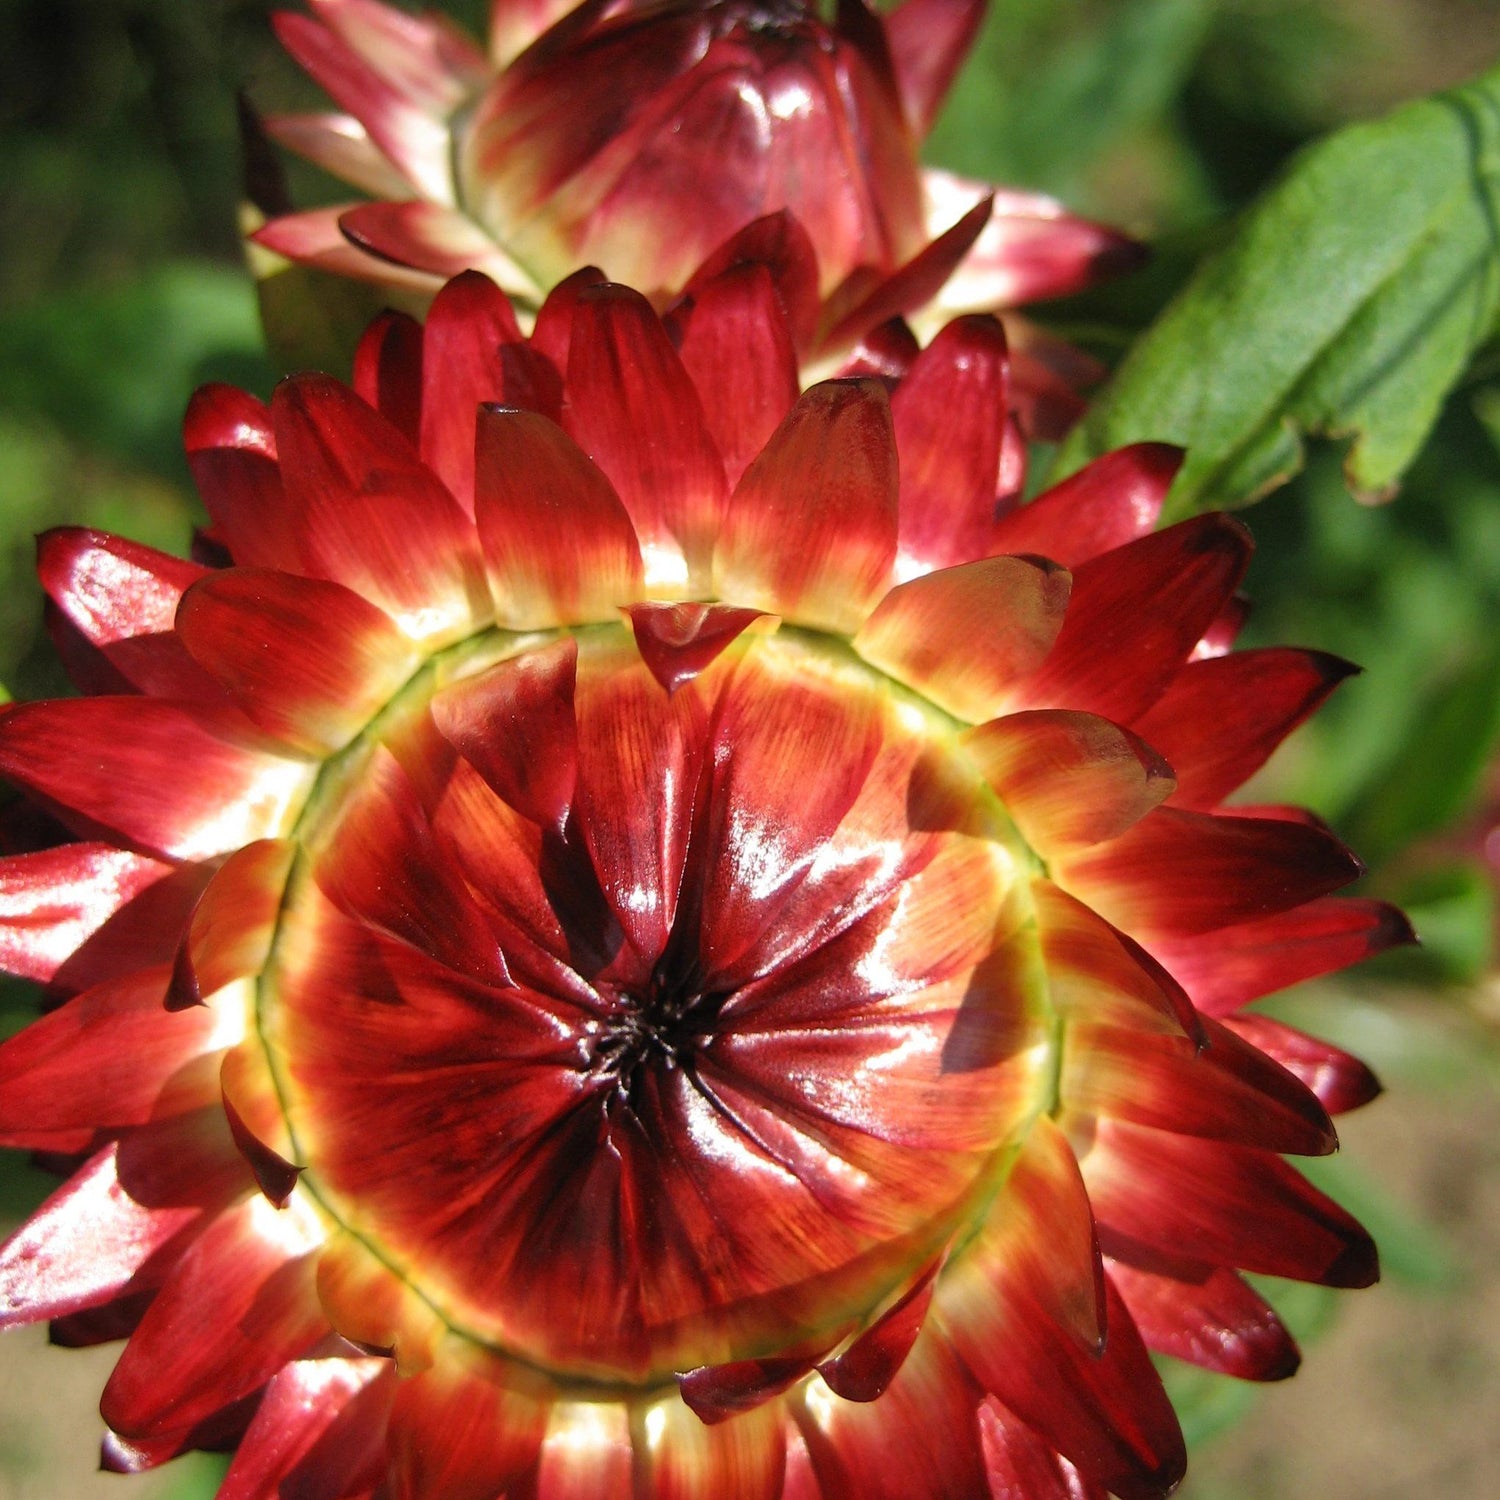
[252,0,1139,433]
[0,272,1407,1498]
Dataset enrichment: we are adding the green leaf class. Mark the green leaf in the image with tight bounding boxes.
[1341,632,1500,865]
[929,0,1215,195]
[0,261,274,479]
[1054,64,1500,514]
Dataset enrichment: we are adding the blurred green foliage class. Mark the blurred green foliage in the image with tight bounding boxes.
[4,1,1500,1496]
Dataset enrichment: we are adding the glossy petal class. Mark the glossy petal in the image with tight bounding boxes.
[0,697,313,861]
[176,568,421,754]
[855,556,1071,722]
[314,1228,444,1371]
[1133,647,1358,808]
[939,1116,1105,1353]
[311,746,514,988]
[182,384,301,572]
[1013,513,1251,723]
[717,381,899,632]
[271,373,490,643]
[100,1195,328,1440]
[674,262,802,487]
[1061,1014,1337,1156]
[987,444,1181,569]
[168,840,297,1010]
[474,406,644,626]
[888,314,1009,578]
[818,1262,940,1403]
[311,0,486,113]
[688,643,884,977]
[1105,1249,1300,1382]
[387,1348,548,1500]
[821,195,994,352]
[0,1111,243,1327]
[340,200,536,292]
[264,109,415,198]
[569,644,709,965]
[886,0,986,136]
[938,1265,1184,1500]
[522,1401,634,1500]
[352,309,424,445]
[430,638,579,831]
[0,967,225,1145]
[962,710,1174,848]
[0,843,173,984]
[685,211,822,354]
[1085,1120,1379,1289]
[1194,592,1251,658]
[632,1396,786,1500]
[978,1399,1108,1500]
[1222,1014,1383,1115]
[1147,897,1415,1013]
[793,1330,990,1500]
[218,1356,395,1500]
[528,263,609,378]
[1055,807,1363,940]
[1030,880,1200,1040]
[418,270,528,511]
[252,206,444,293]
[563,283,728,592]
[272,11,454,203]
[624,602,766,696]
[221,1041,302,1190]
[929,171,1147,310]
[37,528,216,698]
[679,1354,820,1425]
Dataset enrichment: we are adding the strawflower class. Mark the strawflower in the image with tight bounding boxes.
[251,0,1140,431]
[0,271,1409,1498]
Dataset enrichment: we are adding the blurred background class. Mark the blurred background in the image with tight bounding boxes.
[2,0,1500,1494]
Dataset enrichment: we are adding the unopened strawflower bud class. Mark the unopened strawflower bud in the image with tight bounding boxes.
[253,0,1141,430]
[0,271,1405,1498]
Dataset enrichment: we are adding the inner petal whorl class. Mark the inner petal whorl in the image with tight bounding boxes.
[261,626,1051,1386]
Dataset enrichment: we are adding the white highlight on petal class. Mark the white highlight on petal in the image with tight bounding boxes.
[205,977,254,1050]
[640,540,692,597]
[247,1187,326,1258]
[765,75,813,125]
[644,1402,669,1452]
[551,1400,619,1457]
[176,758,318,864]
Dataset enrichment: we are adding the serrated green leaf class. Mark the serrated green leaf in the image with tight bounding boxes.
[1054,64,1500,513]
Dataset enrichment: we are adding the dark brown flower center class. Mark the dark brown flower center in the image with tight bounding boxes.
[590,962,731,1112]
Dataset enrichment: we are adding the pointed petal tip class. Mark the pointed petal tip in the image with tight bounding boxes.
[223,1093,304,1208]
[164,945,205,1012]
[623,601,766,694]
[677,1353,820,1425]
[1127,440,1186,485]
[1265,1340,1304,1381]
[1326,1232,1380,1289]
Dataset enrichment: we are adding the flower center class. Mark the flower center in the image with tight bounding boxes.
[260,626,1052,1387]
[589,961,730,1111]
